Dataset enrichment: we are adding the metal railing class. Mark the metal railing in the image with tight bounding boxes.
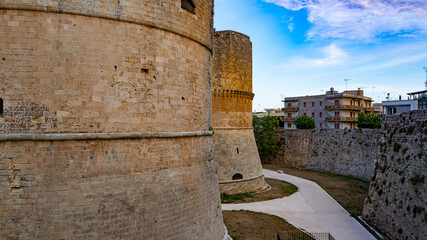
[282,107,299,112]
[325,105,375,111]
[324,117,357,122]
[277,232,335,240]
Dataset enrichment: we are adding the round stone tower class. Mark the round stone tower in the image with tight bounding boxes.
[0,0,225,239]
[212,30,267,194]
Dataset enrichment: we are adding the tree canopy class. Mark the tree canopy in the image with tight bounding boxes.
[294,115,315,129]
[357,111,382,129]
[253,115,279,161]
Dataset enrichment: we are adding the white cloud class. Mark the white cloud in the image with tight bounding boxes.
[288,22,295,32]
[280,43,348,69]
[263,0,427,40]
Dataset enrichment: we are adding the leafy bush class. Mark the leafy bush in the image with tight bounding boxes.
[294,115,315,129]
[253,115,279,161]
[357,111,382,129]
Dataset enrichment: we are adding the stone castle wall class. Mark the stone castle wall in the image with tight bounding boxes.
[363,110,427,240]
[0,1,226,239]
[212,31,265,194]
[272,129,381,180]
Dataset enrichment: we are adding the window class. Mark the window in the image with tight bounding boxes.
[287,103,291,108]
[303,113,307,116]
[181,0,195,14]
[419,97,426,110]
[350,100,353,106]
[287,113,292,118]
[319,112,322,118]
[335,112,340,117]
[236,148,239,154]
[335,100,340,106]
[232,173,243,180]
[358,101,360,106]
[335,123,340,129]
[312,112,315,118]
[0,98,3,117]
[312,102,315,107]
[320,123,322,129]
[303,102,307,108]
[350,112,353,117]
[319,101,322,107]
[287,123,292,128]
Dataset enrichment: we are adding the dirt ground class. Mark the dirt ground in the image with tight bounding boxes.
[221,178,298,204]
[223,210,312,240]
[263,164,370,216]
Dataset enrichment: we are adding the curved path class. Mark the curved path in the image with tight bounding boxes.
[222,169,376,240]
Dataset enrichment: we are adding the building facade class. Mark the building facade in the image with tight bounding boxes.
[212,31,267,194]
[0,0,227,239]
[283,88,375,129]
[382,90,427,116]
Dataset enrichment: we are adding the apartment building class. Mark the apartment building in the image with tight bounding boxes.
[382,90,427,116]
[282,87,376,129]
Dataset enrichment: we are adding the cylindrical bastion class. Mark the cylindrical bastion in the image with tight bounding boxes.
[212,30,267,194]
[0,0,225,239]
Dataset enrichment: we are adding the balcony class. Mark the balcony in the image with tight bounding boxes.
[325,105,373,111]
[325,117,357,122]
[281,107,299,112]
[281,117,296,121]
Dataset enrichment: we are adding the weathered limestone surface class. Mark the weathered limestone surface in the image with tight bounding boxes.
[212,31,266,194]
[272,129,381,180]
[363,110,427,240]
[0,0,226,239]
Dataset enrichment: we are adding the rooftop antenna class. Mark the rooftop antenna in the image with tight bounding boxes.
[423,67,427,89]
[344,79,351,91]
[372,87,376,102]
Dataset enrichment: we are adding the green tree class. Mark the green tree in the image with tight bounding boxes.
[253,115,279,161]
[357,111,382,129]
[294,115,315,129]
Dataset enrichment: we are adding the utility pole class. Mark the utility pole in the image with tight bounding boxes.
[372,87,376,102]
[423,67,427,89]
[344,79,351,91]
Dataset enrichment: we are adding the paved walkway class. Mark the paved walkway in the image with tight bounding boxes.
[222,169,376,240]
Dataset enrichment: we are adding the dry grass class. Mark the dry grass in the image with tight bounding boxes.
[223,210,312,240]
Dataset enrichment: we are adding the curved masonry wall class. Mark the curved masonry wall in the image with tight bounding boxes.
[0,1,225,239]
[212,31,266,194]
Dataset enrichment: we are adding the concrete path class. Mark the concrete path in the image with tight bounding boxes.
[222,169,376,240]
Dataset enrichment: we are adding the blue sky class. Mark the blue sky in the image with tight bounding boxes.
[214,0,427,111]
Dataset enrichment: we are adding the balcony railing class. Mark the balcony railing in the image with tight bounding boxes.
[281,117,296,121]
[325,117,357,122]
[281,107,299,112]
[325,105,375,111]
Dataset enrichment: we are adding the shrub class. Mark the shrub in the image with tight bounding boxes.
[357,111,382,129]
[294,115,315,129]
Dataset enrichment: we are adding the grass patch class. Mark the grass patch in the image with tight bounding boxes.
[223,210,313,240]
[221,193,255,204]
[263,164,369,216]
[220,178,298,204]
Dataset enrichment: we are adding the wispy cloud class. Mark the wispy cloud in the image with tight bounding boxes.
[263,0,427,40]
[280,43,348,68]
